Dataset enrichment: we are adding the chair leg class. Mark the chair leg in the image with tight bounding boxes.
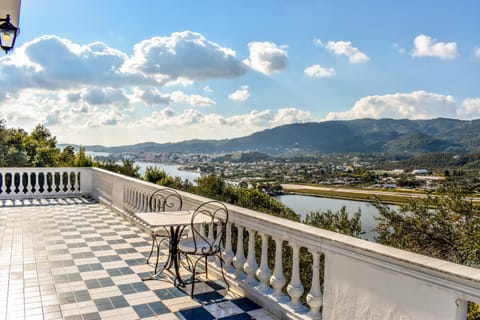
[154,238,162,273]
[219,254,230,291]
[190,257,201,297]
[146,235,156,265]
[204,256,208,279]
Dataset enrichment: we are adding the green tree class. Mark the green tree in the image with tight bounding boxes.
[143,166,190,189]
[236,188,300,221]
[27,124,60,167]
[94,159,140,178]
[373,187,480,319]
[58,146,76,166]
[73,147,93,167]
[194,174,237,203]
[373,188,480,266]
[3,128,29,166]
[303,206,363,238]
[144,166,167,184]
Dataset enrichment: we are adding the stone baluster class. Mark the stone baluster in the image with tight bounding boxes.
[124,188,129,210]
[70,171,75,193]
[75,171,79,193]
[199,221,206,238]
[287,242,304,310]
[270,237,286,300]
[141,192,147,211]
[38,172,44,194]
[130,189,135,210]
[129,189,134,212]
[232,225,246,280]
[24,173,30,196]
[31,172,36,195]
[138,191,143,211]
[65,172,70,194]
[33,172,39,195]
[306,249,323,319]
[0,171,4,194]
[256,233,272,293]
[70,172,75,193]
[222,222,235,273]
[243,228,258,285]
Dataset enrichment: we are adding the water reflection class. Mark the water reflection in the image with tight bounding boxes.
[275,194,395,241]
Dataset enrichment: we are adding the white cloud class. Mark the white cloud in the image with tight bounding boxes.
[170,91,216,107]
[0,36,144,91]
[272,108,312,125]
[325,91,457,120]
[393,43,406,54]
[135,87,171,106]
[475,48,480,58]
[136,107,310,130]
[125,107,312,145]
[203,85,214,93]
[325,40,369,63]
[81,88,130,107]
[313,38,323,47]
[243,41,288,75]
[124,30,247,83]
[412,34,457,59]
[304,64,336,78]
[458,98,480,119]
[228,85,250,102]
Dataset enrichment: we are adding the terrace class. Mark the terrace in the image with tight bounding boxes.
[1,167,480,320]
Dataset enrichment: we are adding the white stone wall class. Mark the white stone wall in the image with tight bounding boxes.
[323,250,465,320]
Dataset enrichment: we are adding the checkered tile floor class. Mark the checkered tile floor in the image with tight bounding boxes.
[0,198,275,320]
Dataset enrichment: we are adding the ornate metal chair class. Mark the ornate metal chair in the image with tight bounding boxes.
[145,188,183,271]
[177,200,230,297]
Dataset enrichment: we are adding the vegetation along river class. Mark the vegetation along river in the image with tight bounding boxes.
[136,162,391,241]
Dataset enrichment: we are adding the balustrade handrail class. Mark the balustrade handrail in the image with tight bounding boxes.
[0,167,92,199]
[87,167,480,320]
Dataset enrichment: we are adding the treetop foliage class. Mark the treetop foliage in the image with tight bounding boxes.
[373,187,480,266]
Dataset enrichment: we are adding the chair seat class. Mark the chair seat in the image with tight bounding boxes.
[178,237,220,255]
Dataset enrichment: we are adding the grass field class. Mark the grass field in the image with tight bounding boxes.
[282,186,425,205]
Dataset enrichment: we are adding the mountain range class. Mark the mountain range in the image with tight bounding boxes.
[79,118,480,155]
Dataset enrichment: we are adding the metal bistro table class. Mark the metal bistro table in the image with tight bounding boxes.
[136,210,201,286]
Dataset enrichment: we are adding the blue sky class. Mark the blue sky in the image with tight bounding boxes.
[1,0,479,146]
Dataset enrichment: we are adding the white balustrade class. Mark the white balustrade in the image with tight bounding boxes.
[256,232,272,293]
[5,167,478,320]
[243,228,259,286]
[287,242,304,310]
[270,237,287,300]
[223,222,235,273]
[306,249,323,320]
[232,225,246,280]
[0,167,90,199]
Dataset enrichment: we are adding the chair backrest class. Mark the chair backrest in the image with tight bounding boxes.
[190,200,228,255]
[149,188,183,212]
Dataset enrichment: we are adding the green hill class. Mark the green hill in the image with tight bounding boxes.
[76,118,480,155]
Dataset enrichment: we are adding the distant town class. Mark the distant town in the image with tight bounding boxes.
[93,150,480,194]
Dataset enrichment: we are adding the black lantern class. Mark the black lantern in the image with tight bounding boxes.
[0,15,18,53]
[0,0,21,53]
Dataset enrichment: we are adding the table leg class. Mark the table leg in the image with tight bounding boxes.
[142,225,186,285]
[170,226,186,287]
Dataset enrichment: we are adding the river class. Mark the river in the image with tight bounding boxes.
[136,162,201,184]
[129,160,384,240]
[275,194,386,241]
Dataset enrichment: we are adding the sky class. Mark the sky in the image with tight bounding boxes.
[0,0,479,146]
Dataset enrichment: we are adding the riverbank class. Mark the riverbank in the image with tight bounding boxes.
[281,184,429,205]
